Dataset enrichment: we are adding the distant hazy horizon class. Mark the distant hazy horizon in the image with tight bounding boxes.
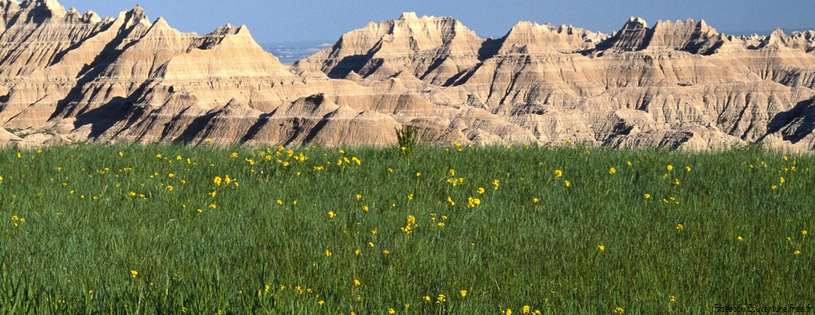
[49,0,815,44]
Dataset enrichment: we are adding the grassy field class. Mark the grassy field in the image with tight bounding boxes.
[0,143,812,314]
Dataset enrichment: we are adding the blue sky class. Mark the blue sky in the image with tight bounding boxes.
[59,0,814,43]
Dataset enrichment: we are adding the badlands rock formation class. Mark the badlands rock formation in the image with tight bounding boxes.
[2,0,815,151]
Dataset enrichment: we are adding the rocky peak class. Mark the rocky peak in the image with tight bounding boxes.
[399,12,418,20]
[498,21,608,54]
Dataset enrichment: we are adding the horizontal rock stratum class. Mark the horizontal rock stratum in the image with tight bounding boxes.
[1,1,815,151]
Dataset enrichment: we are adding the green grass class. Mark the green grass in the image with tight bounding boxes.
[0,143,812,314]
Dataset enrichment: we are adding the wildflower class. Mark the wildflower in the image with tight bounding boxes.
[368,242,374,247]
[477,187,485,194]
[460,290,467,297]
[794,250,801,255]
[674,178,680,185]
[449,169,455,176]
[355,249,361,255]
[356,194,362,200]
[627,161,632,166]
[609,167,617,175]
[504,309,512,315]
[155,153,162,159]
[388,167,393,173]
[533,197,539,203]
[564,180,571,187]
[803,230,808,235]
[424,296,431,303]
[614,306,624,313]
[523,305,531,314]
[416,172,421,177]
[447,197,455,206]
[328,211,336,219]
[166,185,173,191]
[437,294,446,303]
[670,296,675,302]
[780,177,786,184]
[209,191,216,197]
[772,185,777,190]
[382,249,390,255]
[130,270,138,278]
[644,193,651,199]
[362,205,369,212]
[208,203,216,209]
[276,199,283,205]
[737,236,744,241]
[388,308,395,314]
[318,300,325,306]
[325,249,332,257]
[214,176,222,186]
[407,193,414,200]
[686,166,691,172]
[676,224,684,231]
[554,169,563,178]
[354,279,361,286]
[437,222,445,227]
[467,197,480,207]
[666,165,673,171]
[492,179,499,190]
[230,152,238,158]
[598,245,605,251]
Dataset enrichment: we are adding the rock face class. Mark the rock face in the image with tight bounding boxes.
[2,1,815,151]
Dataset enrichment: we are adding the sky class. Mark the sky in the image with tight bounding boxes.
[57,0,815,44]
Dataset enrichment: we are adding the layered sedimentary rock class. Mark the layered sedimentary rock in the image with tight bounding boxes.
[2,1,815,151]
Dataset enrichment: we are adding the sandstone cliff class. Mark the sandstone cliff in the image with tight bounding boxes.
[2,1,815,151]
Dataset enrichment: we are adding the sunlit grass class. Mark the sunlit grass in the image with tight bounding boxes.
[0,143,812,314]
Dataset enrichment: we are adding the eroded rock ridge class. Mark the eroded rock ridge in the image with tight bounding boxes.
[2,1,815,151]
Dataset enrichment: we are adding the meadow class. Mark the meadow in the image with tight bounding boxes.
[0,143,812,314]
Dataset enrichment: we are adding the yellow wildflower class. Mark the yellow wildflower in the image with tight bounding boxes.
[614,306,624,313]
[554,169,563,178]
[609,167,616,175]
[644,193,651,199]
[803,230,808,235]
[794,250,801,255]
[460,290,467,297]
[353,279,361,286]
[686,166,691,172]
[318,300,325,306]
[213,176,222,186]
[492,179,499,190]
[676,224,684,231]
[564,180,571,187]
[328,211,335,219]
[388,308,395,314]
[598,244,605,251]
[670,296,675,302]
[356,194,362,200]
[130,270,138,278]
[533,197,539,203]
[780,177,786,184]
[276,199,283,205]
[325,249,332,257]
[362,205,369,212]
[737,236,744,241]
[666,165,673,171]
[523,305,531,314]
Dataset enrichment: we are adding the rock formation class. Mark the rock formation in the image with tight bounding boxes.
[2,1,815,151]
